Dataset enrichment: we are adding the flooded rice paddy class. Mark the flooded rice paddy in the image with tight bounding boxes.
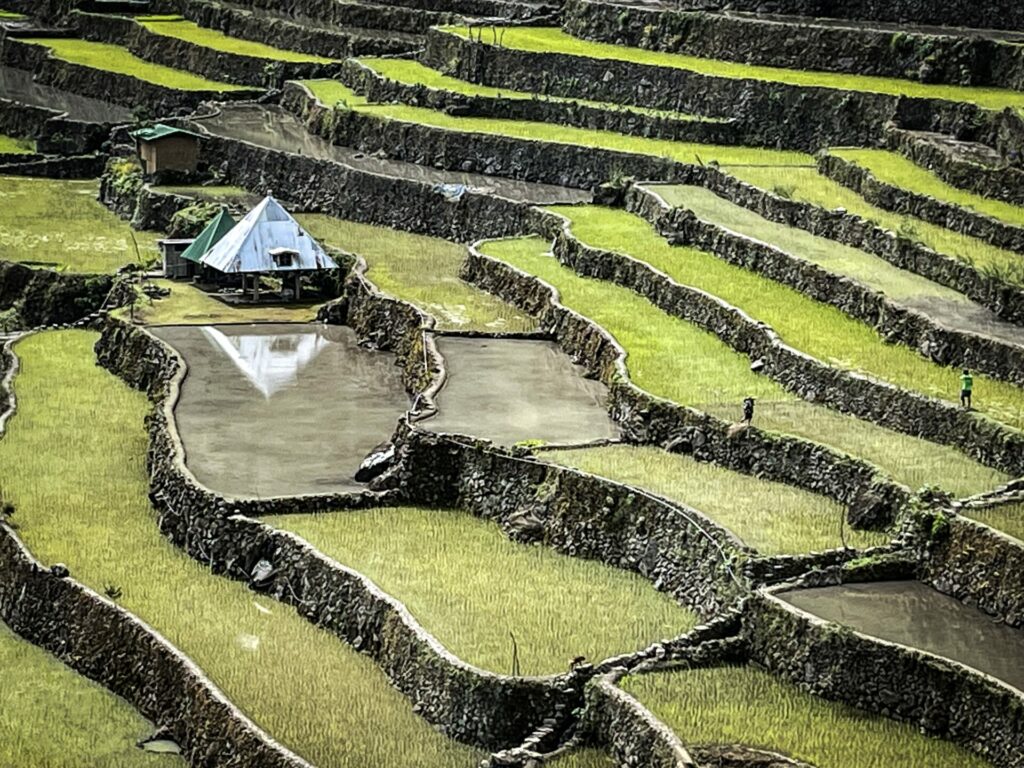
[0,65,133,123]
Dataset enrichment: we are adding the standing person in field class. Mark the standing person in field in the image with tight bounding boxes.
[960,369,973,409]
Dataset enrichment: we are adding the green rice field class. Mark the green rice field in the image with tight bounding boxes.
[829,149,1024,228]
[445,27,1024,113]
[136,15,334,63]
[962,501,1024,543]
[546,445,890,554]
[22,38,250,91]
[623,665,990,767]
[723,165,1024,281]
[266,507,696,675]
[298,214,535,332]
[0,135,34,153]
[480,236,1008,495]
[300,79,811,167]
[0,621,177,767]
[0,177,160,272]
[0,331,480,767]
[552,205,1024,430]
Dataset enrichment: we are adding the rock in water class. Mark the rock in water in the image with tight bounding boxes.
[355,442,396,483]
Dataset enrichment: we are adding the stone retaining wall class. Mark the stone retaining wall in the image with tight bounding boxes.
[0,37,255,116]
[627,186,1024,389]
[461,244,912,524]
[71,11,342,89]
[818,152,1024,255]
[0,261,112,330]
[338,58,744,147]
[553,196,1024,478]
[422,29,994,152]
[0,152,106,178]
[0,99,117,154]
[561,0,1024,90]
[745,587,1024,768]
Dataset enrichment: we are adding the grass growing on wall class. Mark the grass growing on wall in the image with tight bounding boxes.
[0,622,177,767]
[265,507,696,675]
[150,184,254,204]
[298,214,536,332]
[479,236,1007,495]
[0,177,161,273]
[623,665,991,768]
[0,135,35,153]
[0,8,25,18]
[546,445,890,554]
[963,501,1024,543]
[136,15,334,63]
[21,38,251,91]
[551,205,1024,431]
[724,165,1024,282]
[444,27,1024,113]
[830,148,1024,228]
[300,79,811,167]
[547,749,614,767]
[358,57,722,122]
[0,331,481,768]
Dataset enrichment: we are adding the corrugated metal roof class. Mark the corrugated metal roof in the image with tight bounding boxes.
[199,196,338,274]
[131,122,203,142]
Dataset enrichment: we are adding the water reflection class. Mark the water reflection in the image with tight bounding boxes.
[200,326,329,398]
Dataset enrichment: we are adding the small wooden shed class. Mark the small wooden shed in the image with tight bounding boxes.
[132,123,202,175]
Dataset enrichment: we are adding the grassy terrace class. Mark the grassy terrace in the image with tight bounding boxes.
[546,445,889,554]
[299,214,536,332]
[1,177,160,272]
[136,15,334,63]
[553,205,1024,430]
[445,27,1024,113]
[266,507,695,675]
[21,38,250,91]
[1,622,177,767]
[124,279,321,325]
[829,148,1024,229]
[151,184,255,204]
[0,8,24,19]
[0,135,34,153]
[623,666,989,767]
[301,80,810,167]
[0,331,479,767]
[963,501,1024,543]
[480,236,1007,496]
[358,57,724,123]
[725,165,1024,281]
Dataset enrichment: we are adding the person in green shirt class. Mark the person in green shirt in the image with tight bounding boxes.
[960,369,973,409]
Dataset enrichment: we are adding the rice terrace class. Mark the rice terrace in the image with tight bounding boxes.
[3,0,1024,766]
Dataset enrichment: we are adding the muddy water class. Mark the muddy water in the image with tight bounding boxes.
[425,337,620,445]
[0,65,133,123]
[194,104,591,204]
[152,323,409,497]
[781,581,1024,692]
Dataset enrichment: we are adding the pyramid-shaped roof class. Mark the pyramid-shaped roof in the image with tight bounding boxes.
[181,207,236,264]
[200,196,337,274]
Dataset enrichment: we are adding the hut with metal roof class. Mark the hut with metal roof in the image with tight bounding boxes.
[160,207,236,280]
[132,123,202,175]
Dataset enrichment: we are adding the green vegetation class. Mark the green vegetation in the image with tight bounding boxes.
[724,165,1024,282]
[266,507,695,675]
[0,9,25,18]
[446,27,1024,113]
[480,236,1007,495]
[0,135,34,153]
[0,177,160,272]
[0,331,479,767]
[830,148,1024,228]
[299,214,535,332]
[120,279,321,325]
[963,501,1024,542]
[300,79,810,167]
[22,38,250,91]
[0,621,176,767]
[551,205,1024,430]
[546,445,889,554]
[151,184,254,204]
[624,665,989,767]
[359,57,723,122]
[136,16,334,63]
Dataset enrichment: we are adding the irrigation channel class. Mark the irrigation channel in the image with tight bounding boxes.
[192,104,592,204]
[0,65,133,123]
[780,581,1024,693]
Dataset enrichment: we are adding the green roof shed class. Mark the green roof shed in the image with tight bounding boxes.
[181,208,237,263]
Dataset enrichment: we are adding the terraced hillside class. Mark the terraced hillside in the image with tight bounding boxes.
[2,1,1024,767]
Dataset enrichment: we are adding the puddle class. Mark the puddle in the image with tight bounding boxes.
[0,65,134,123]
[151,323,410,497]
[424,337,620,445]
[781,580,1024,692]
[195,104,591,204]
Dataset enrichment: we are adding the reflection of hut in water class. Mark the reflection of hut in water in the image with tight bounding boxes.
[177,196,337,302]
[200,326,329,397]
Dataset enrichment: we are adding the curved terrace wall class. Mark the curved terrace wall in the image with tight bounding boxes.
[0,260,113,330]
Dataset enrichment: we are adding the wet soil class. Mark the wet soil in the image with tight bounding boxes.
[0,65,134,123]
